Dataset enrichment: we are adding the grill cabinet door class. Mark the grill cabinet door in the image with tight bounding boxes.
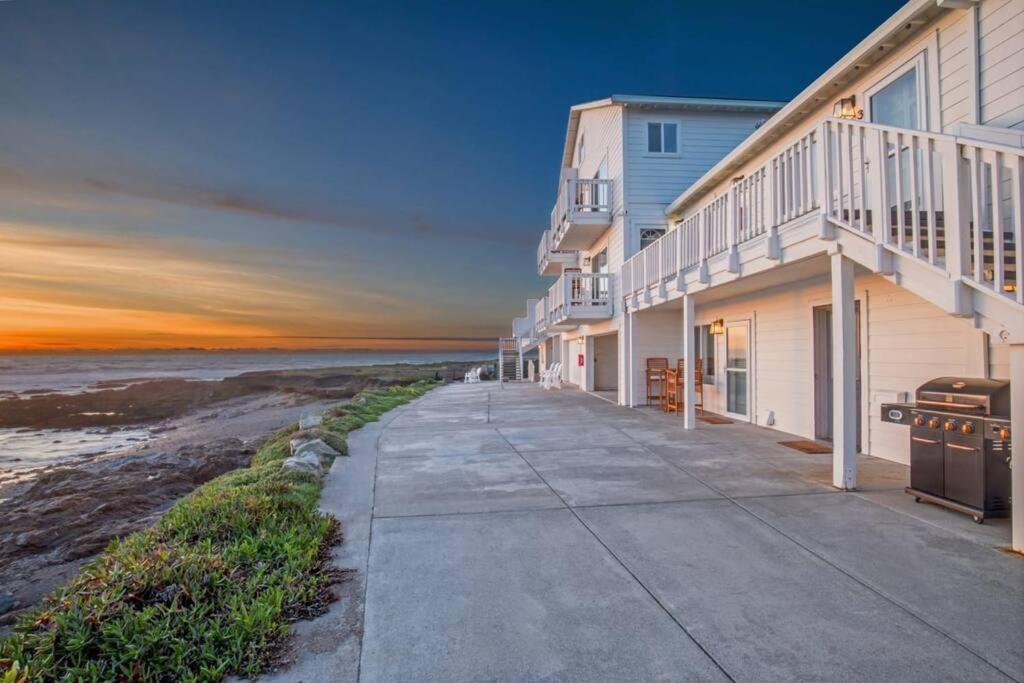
[943,434,984,509]
[910,426,943,496]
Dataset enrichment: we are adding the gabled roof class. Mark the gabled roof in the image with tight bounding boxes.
[560,95,787,168]
[665,0,948,217]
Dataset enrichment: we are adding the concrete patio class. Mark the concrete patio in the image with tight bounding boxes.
[277,381,1023,682]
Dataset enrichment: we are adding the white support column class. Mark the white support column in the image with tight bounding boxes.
[681,294,696,430]
[1011,344,1024,552]
[618,317,629,406]
[626,310,639,407]
[584,336,595,392]
[831,252,857,490]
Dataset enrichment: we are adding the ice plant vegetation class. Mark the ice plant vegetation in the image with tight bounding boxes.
[0,382,437,682]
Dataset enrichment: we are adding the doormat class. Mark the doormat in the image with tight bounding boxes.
[779,440,832,454]
[698,414,734,425]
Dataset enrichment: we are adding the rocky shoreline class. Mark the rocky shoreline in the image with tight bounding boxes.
[0,361,482,632]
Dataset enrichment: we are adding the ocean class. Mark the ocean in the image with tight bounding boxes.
[0,350,494,394]
[0,350,493,475]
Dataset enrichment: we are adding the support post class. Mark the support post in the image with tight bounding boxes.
[726,186,740,273]
[681,294,696,430]
[1011,344,1024,552]
[584,336,595,392]
[627,310,639,407]
[831,252,857,490]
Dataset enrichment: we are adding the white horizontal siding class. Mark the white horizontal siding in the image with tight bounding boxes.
[980,0,1024,128]
[939,9,973,131]
[675,273,986,465]
[625,110,765,207]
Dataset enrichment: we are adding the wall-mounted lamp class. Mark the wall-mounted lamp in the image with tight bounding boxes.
[832,95,863,120]
[709,319,725,335]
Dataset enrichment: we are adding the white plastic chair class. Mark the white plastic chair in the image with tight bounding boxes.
[464,367,481,384]
[541,362,562,390]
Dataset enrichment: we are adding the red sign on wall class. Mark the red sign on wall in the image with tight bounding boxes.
[578,354,585,367]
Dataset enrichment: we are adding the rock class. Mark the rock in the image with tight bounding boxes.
[298,412,322,429]
[281,451,323,476]
[0,591,16,615]
[289,436,339,471]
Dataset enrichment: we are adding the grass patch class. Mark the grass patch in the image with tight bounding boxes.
[0,382,437,682]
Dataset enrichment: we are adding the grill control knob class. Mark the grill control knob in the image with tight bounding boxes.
[927,417,941,429]
[913,416,926,427]
[944,420,958,432]
[999,427,1011,440]
[960,422,975,435]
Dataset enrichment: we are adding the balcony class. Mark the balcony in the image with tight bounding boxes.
[545,272,614,329]
[549,172,613,251]
[537,229,578,276]
[618,118,1023,340]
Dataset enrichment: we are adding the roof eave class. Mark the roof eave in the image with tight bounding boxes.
[665,0,943,217]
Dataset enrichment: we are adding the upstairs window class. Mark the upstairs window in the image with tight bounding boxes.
[639,227,665,250]
[577,134,585,164]
[647,122,678,154]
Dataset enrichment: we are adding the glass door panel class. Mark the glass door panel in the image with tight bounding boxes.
[725,321,749,418]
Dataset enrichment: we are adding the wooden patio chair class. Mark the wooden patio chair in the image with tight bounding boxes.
[675,358,705,415]
[664,369,680,414]
[646,357,668,407]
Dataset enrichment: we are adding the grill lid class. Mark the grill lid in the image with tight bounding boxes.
[915,377,1010,416]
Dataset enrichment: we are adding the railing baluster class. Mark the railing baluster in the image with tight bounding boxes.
[909,136,921,258]
[894,133,906,251]
[857,127,868,233]
[1015,155,1024,304]
[836,125,846,223]
[989,149,1005,296]
[970,146,985,284]
[922,138,936,263]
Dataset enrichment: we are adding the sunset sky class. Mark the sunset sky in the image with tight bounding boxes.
[0,0,899,352]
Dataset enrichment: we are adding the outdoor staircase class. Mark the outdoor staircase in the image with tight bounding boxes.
[498,337,523,382]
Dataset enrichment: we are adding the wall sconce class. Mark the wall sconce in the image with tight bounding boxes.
[832,95,863,120]
[709,319,725,335]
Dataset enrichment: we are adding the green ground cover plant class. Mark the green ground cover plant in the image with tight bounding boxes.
[0,382,437,682]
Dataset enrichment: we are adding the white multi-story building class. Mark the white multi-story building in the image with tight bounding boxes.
[511,94,785,389]
[511,0,1024,550]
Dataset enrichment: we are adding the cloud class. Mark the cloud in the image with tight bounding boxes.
[1,164,532,247]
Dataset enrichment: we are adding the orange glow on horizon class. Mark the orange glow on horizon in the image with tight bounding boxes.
[0,222,501,353]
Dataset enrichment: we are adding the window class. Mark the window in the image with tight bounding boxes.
[694,325,716,377]
[639,227,665,250]
[647,122,678,154]
[577,134,585,164]
[866,54,926,130]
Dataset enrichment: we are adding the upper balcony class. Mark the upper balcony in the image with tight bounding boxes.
[537,229,578,276]
[618,118,1023,342]
[545,271,614,329]
[549,170,613,252]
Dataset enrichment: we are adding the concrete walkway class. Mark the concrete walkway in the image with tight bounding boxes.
[280,382,1024,682]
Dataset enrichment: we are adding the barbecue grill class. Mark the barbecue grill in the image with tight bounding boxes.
[881,377,1012,523]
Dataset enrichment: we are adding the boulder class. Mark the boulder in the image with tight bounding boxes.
[298,412,322,430]
[281,451,323,476]
[0,591,16,616]
[288,436,340,472]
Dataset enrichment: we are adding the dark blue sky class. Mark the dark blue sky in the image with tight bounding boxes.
[0,0,903,350]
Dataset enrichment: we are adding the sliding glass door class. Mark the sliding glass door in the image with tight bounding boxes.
[725,320,750,420]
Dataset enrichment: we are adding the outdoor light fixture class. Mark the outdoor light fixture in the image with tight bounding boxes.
[833,95,862,120]
[709,319,725,335]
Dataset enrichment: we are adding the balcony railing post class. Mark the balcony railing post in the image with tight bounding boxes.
[939,139,968,283]
[698,210,709,283]
[817,121,835,239]
[766,156,781,259]
[726,186,740,272]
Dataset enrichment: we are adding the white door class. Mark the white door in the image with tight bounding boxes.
[725,320,750,420]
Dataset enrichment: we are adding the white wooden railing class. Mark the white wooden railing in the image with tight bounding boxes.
[546,272,613,323]
[622,119,1023,309]
[550,176,613,243]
